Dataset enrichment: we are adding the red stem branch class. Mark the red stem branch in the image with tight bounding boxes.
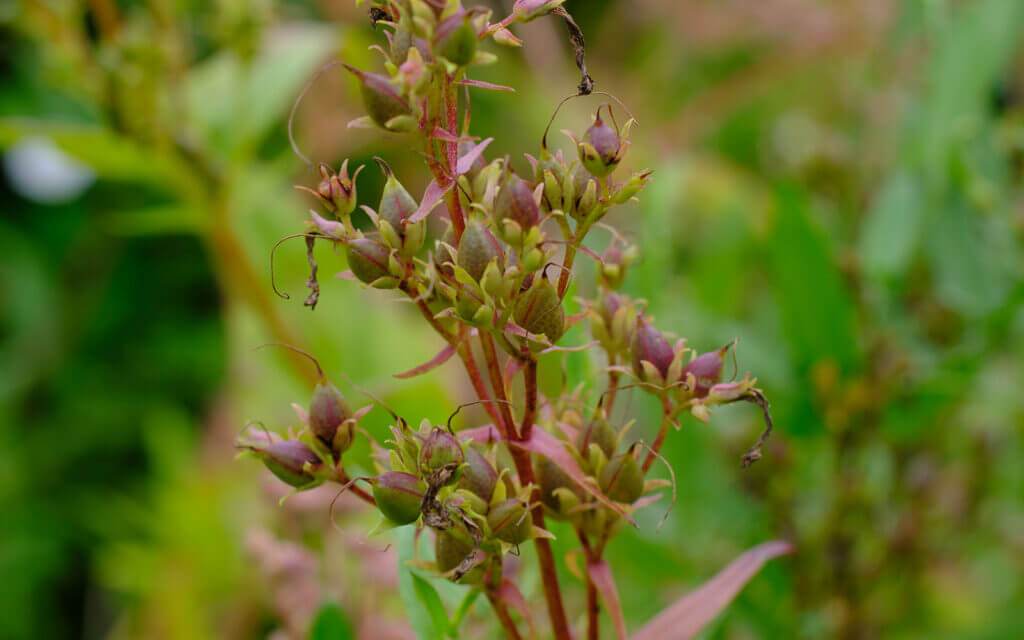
[487,591,525,640]
[642,396,674,473]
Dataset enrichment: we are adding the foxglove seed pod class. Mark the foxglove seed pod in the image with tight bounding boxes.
[309,381,353,453]
[343,65,411,130]
[684,345,729,398]
[457,446,498,504]
[435,531,486,584]
[457,219,504,282]
[576,416,618,458]
[631,319,674,381]
[513,277,565,342]
[346,237,398,288]
[599,451,644,504]
[494,172,541,241]
[420,428,465,472]
[373,471,426,525]
[513,0,567,22]
[433,10,477,67]
[578,109,623,178]
[256,440,322,488]
[536,455,579,519]
[487,499,532,544]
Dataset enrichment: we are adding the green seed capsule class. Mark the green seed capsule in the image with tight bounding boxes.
[536,455,578,519]
[343,65,411,129]
[373,471,426,525]
[420,428,465,473]
[257,440,322,488]
[598,452,644,504]
[457,220,504,282]
[576,417,618,458]
[513,277,565,342]
[434,11,477,67]
[458,446,498,503]
[435,531,485,584]
[346,237,392,285]
[487,499,533,544]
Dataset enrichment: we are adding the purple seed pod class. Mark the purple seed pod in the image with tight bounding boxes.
[376,160,418,232]
[457,219,504,282]
[578,109,623,178]
[309,381,353,454]
[631,319,674,380]
[457,446,498,503]
[373,471,426,525]
[346,237,392,284]
[576,416,618,458]
[495,172,541,231]
[598,291,625,327]
[513,0,567,22]
[598,451,643,504]
[256,440,322,488]
[343,65,411,129]
[420,428,465,472]
[487,499,532,544]
[683,345,729,398]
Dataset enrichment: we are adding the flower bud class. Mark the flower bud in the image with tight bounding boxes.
[487,499,532,544]
[495,172,541,241]
[457,219,504,282]
[420,428,465,473]
[309,381,354,454]
[343,65,412,130]
[631,319,674,381]
[435,531,486,584]
[576,417,617,458]
[373,471,426,525]
[513,277,565,342]
[433,10,477,67]
[254,440,322,488]
[572,166,600,221]
[302,161,361,217]
[513,0,567,22]
[578,109,623,178]
[346,237,399,288]
[598,451,643,504]
[684,345,729,398]
[458,446,498,504]
[598,291,624,327]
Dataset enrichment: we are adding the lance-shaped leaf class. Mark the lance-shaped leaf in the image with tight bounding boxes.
[409,179,452,223]
[457,78,516,92]
[512,428,636,526]
[457,137,494,175]
[630,540,794,640]
[497,578,537,638]
[589,559,627,640]
[393,343,457,379]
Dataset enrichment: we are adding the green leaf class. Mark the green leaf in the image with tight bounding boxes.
[858,172,924,280]
[769,184,860,375]
[411,573,450,637]
[396,527,445,640]
[309,603,355,640]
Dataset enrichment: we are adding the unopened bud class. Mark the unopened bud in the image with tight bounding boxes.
[253,440,322,488]
[420,428,464,472]
[309,381,354,454]
[457,219,504,282]
[373,471,426,525]
[347,237,399,288]
[576,417,618,458]
[513,277,565,342]
[487,499,532,544]
[598,450,643,504]
[458,446,498,505]
[578,109,624,178]
[631,319,674,381]
[343,65,412,130]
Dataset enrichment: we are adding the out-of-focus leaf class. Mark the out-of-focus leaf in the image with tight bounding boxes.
[396,527,444,640]
[411,573,450,638]
[99,205,207,236]
[769,185,859,375]
[858,172,924,280]
[629,541,793,640]
[309,603,355,640]
[588,559,627,640]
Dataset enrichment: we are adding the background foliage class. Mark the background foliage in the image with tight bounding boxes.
[2,0,1023,638]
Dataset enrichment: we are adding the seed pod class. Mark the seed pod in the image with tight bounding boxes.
[373,471,426,525]
[375,160,425,256]
[435,531,485,584]
[578,109,623,178]
[684,345,729,398]
[576,417,617,458]
[513,277,565,342]
[457,220,504,282]
[420,428,464,472]
[256,440,322,488]
[631,319,674,380]
[346,237,393,286]
[434,10,477,67]
[598,291,624,327]
[495,173,541,232]
[600,244,635,290]
[572,164,600,221]
[536,455,578,519]
[309,381,353,454]
[599,451,643,504]
[487,499,532,544]
[458,446,498,503]
[343,65,411,129]
[513,0,567,22]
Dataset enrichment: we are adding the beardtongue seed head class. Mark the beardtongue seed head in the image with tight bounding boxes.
[457,220,504,282]
[343,65,411,129]
[631,320,674,380]
[576,416,618,458]
[598,451,644,504]
[495,172,541,230]
[309,381,354,454]
[420,428,465,473]
[373,471,426,525]
[256,440,322,488]
[684,345,729,397]
[346,237,392,284]
[487,499,532,544]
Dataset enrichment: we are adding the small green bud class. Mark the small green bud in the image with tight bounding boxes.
[487,499,532,544]
[343,65,412,130]
[420,428,465,473]
[458,446,498,504]
[346,237,398,288]
[599,451,643,504]
[373,471,426,525]
[513,277,565,342]
[253,440,322,488]
[457,220,504,282]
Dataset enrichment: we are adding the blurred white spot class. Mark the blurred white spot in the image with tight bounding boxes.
[3,137,95,204]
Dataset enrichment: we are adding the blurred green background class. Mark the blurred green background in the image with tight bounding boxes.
[2,0,1023,638]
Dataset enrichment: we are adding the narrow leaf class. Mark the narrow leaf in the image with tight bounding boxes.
[309,602,355,640]
[457,78,516,92]
[496,578,536,638]
[410,179,452,223]
[411,573,450,638]
[394,344,458,378]
[588,560,627,640]
[630,540,794,640]
[456,138,493,175]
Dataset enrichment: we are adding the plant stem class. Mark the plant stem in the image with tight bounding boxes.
[520,358,538,441]
[335,467,376,507]
[642,396,674,473]
[577,531,601,640]
[604,355,620,416]
[487,591,525,640]
[480,332,519,438]
[443,74,466,239]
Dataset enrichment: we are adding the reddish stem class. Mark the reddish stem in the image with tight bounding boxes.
[480,332,519,438]
[577,531,601,640]
[642,396,674,473]
[604,355,620,416]
[443,74,466,239]
[335,467,376,507]
[487,591,525,640]
[520,358,538,441]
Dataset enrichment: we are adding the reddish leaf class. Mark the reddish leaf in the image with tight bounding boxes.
[589,560,627,640]
[496,578,536,638]
[456,137,493,175]
[630,541,794,640]
[393,343,457,379]
[409,179,452,223]
[456,424,501,445]
[457,78,516,92]
[430,126,461,142]
[512,429,636,526]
